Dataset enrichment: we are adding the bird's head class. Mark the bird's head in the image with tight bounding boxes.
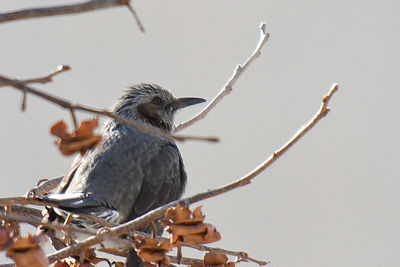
[113,83,205,132]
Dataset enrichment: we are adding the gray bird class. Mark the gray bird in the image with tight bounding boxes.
[41,83,205,266]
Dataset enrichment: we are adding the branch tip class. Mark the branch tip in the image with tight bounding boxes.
[174,23,271,132]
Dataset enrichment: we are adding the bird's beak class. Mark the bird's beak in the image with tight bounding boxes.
[171,97,206,110]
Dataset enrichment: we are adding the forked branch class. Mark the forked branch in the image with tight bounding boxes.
[0,0,145,33]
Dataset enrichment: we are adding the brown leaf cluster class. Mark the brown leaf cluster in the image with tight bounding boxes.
[50,119,102,156]
[6,234,48,267]
[133,234,172,266]
[163,205,221,245]
[0,221,18,250]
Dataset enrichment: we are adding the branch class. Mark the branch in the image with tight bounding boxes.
[0,0,145,33]
[174,22,270,132]
[45,83,339,263]
[0,75,219,143]
[0,65,71,88]
[181,243,268,266]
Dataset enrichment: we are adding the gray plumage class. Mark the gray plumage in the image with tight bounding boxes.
[41,83,205,266]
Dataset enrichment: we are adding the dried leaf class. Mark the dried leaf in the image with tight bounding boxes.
[50,119,102,156]
[167,222,207,236]
[134,235,172,265]
[74,119,99,137]
[0,222,18,250]
[192,206,205,220]
[58,135,102,155]
[204,252,228,265]
[6,234,48,267]
[159,239,173,252]
[50,121,69,139]
[165,205,192,223]
[137,250,165,262]
[202,223,222,244]
[181,224,221,245]
[134,235,172,252]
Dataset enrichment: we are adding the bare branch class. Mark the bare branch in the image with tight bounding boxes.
[126,3,145,33]
[0,205,42,219]
[174,22,270,132]
[45,83,338,263]
[182,242,268,266]
[0,0,128,24]
[0,65,70,88]
[0,0,147,33]
[0,75,219,143]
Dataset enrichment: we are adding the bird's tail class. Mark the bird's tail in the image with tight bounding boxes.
[126,249,144,267]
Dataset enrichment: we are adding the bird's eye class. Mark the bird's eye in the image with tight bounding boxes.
[151,96,162,105]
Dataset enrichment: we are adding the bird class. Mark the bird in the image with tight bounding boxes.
[39,83,205,266]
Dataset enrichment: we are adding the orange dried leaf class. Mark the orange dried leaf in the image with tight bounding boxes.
[181,224,221,245]
[6,235,48,267]
[192,206,205,220]
[50,120,69,139]
[167,223,207,236]
[204,252,228,265]
[181,233,205,245]
[58,135,102,155]
[8,234,38,250]
[165,205,192,223]
[158,239,172,252]
[50,119,102,156]
[134,235,171,252]
[0,222,18,251]
[74,119,99,137]
[137,250,166,263]
[203,223,222,244]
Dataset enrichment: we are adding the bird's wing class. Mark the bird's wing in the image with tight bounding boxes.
[56,126,186,223]
[128,142,186,220]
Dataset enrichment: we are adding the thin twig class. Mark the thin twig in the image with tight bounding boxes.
[45,83,338,263]
[0,75,219,143]
[174,22,270,132]
[0,0,129,24]
[0,205,42,219]
[97,247,203,266]
[0,65,70,88]
[126,3,145,33]
[169,255,203,266]
[182,242,268,266]
[0,1,147,34]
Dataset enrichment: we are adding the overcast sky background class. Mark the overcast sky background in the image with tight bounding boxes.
[0,1,399,266]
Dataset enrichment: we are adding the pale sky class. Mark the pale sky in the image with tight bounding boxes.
[0,1,399,266]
